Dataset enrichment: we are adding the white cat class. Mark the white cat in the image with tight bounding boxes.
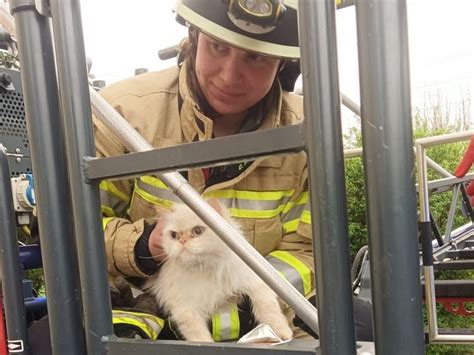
[145,200,292,342]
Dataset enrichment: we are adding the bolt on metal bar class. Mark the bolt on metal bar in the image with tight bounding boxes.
[355,0,425,353]
[298,1,356,354]
[9,1,87,353]
[48,0,114,353]
[0,146,30,354]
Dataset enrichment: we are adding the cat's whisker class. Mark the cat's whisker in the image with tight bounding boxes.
[138,252,167,260]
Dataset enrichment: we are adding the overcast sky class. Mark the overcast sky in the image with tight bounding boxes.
[80,0,473,125]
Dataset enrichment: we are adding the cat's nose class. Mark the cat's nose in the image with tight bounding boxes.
[179,234,190,244]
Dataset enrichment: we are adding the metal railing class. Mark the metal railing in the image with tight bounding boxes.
[416,130,474,344]
[2,0,433,354]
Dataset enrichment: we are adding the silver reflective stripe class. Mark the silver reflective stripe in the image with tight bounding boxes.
[281,200,308,225]
[136,178,182,203]
[266,256,305,295]
[216,196,291,212]
[220,310,232,341]
[100,189,128,216]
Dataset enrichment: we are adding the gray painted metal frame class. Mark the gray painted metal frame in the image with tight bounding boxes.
[355,0,425,354]
[9,1,87,354]
[104,338,320,355]
[298,1,356,354]
[84,124,306,182]
[48,0,115,353]
[0,147,30,354]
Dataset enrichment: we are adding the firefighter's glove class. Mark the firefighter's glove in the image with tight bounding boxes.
[110,276,159,315]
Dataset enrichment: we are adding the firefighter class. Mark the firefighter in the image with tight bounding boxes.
[95,0,373,342]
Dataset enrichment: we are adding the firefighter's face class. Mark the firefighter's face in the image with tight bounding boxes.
[195,33,280,117]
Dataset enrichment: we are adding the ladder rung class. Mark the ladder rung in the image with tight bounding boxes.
[84,125,306,182]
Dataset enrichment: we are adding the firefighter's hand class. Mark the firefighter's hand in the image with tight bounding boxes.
[454,135,474,178]
[110,276,135,308]
[148,218,166,262]
[110,276,159,315]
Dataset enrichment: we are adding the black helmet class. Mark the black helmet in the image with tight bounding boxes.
[175,0,299,59]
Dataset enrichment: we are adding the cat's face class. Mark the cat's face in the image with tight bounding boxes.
[160,204,227,265]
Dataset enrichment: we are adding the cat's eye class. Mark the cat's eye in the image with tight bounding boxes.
[170,231,178,239]
[191,226,205,237]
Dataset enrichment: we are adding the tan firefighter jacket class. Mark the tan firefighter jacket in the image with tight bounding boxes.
[94,60,314,298]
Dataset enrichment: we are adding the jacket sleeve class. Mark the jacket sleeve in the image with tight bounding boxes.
[94,103,150,278]
[266,169,315,297]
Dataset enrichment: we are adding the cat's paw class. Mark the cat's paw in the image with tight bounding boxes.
[271,322,293,341]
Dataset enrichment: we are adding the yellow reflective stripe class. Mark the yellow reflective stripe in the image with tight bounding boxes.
[212,312,221,341]
[140,175,169,189]
[99,181,130,203]
[204,189,293,201]
[212,304,240,342]
[269,251,312,296]
[301,210,311,224]
[112,310,164,340]
[282,191,308,214]
[101,205,116,217]
[282,219,299,233]
[102,217,114,230]
[281,191,311,233]
[134,181,175,208]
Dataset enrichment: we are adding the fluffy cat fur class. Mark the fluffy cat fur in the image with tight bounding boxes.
[145,200,292,342]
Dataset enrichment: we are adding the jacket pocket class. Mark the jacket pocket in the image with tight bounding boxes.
[236,216,282,257]
[254,216,282,256]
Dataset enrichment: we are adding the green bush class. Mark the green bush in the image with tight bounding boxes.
[345,123,474,354]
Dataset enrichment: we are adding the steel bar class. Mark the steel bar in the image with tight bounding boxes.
[355,0,425,353]
[298,1,356,354]
[0,146,30,354]
[48,0,114,353]
[10,1,86,353]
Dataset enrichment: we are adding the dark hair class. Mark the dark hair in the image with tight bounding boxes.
[178,27,219,117]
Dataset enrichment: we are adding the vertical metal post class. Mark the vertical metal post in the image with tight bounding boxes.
[355,0,425,353]
[0,147,30,354]
[298,1,356,354]
[49,0,114,353]
[9,2,87,354]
